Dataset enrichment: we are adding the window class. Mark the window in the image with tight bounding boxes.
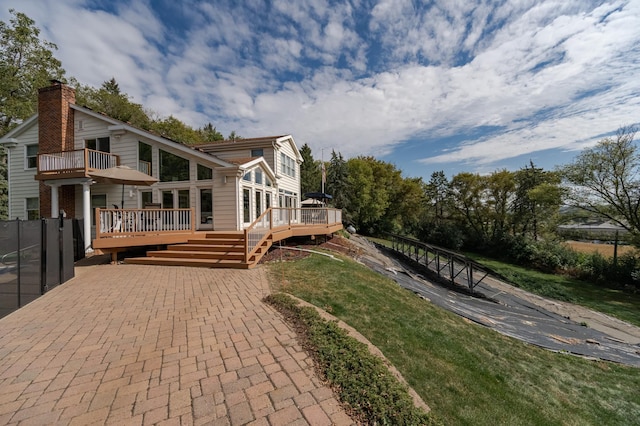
[251,148,264,157]
[197,164,212,180]
[255,190,262,218]
[243,171,252,182]
[86,137,110,153]
[26,197,39,220]
[243,189,251,223]
[138,142,152,175]
[26,145,38,169]
[140,191,153,208]
[266,193,271,210]
[91,194,107,226]
[178,190,190,208]
[159,149,189,182]
[254,169,263,185]
[162,190,174,208]
[280,153,296,177]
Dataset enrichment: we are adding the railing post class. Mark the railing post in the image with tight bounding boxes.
[84,148,89,172]
[243,229,249,263]
[95,208,102,239]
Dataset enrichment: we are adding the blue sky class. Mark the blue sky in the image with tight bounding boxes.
[3,0,639,179]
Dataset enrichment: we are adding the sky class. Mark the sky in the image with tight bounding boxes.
[2,0,640,179]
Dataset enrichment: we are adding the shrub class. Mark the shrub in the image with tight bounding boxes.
[264,293,436,425]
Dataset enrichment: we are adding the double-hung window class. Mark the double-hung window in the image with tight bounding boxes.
[280,153,296,177]
[26,197,39,220]
[25,144,38,169]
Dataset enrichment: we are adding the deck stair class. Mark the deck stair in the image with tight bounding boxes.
[124,231,272,269]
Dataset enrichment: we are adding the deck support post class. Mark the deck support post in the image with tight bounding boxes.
[49,182,60,218]
[82,179,92,252]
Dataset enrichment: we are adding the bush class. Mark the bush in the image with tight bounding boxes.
[419,222,465,251]
[577,251,640,289]
[264,293,436,425]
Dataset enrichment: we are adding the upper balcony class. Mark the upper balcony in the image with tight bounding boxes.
[36,149,121,181]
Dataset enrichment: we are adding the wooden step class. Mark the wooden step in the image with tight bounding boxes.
[146,250,245,260]
[186,238,244,246]
[125,256,250,269]
[167,244,244,252]
[204,232,243,239]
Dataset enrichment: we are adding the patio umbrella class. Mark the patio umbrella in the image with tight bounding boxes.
[89,165,158,208]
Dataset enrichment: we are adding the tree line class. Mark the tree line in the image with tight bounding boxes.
[301,126,640,289]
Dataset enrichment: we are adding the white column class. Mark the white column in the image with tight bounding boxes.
[50,183,60,218]
[82,180,92,252]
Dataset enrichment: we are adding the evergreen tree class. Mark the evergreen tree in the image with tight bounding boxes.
[299,144,321,195]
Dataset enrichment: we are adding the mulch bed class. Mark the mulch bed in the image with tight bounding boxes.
[259,235,357,264]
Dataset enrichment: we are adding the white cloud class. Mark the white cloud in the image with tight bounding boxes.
[2,0,639,175]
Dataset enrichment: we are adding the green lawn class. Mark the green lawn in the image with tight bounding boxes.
[267,253,640,425]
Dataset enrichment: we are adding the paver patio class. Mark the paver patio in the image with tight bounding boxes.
[0,262,354,425]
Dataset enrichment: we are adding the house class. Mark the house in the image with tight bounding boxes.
[1,81,341,266]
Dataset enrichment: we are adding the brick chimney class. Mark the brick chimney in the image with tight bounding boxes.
[38,80,77,217]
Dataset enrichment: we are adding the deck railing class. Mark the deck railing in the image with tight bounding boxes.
[38,149,120,175]
[95,208,195,239]
[244,207,343,262]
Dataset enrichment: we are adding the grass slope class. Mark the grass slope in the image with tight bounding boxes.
[267,253,640,425]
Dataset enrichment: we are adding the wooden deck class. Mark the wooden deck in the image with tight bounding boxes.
[94,207,343,267]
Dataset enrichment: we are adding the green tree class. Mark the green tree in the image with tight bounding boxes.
[449,172,490,243]
[197,123,224,142]
[0,9,66,135]
[561,126,640,245]
[326,150,349,211]
[227,130,243,141]
[75,78,151,129]
[512,161,562,239]
[425,171,450,225]
[149,115,203,145]
[0,10,66,218]
[299,144,321,195]
[383,176,426,235]
[486,169,516,239]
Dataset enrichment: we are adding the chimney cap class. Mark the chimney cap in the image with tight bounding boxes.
[50,79,63,86]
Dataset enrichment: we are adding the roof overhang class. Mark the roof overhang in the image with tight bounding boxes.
[71,105,235,168]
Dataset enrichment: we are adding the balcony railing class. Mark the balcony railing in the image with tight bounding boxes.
[37,149,120,177]
[244,207,343,261]
[95,208,194,239]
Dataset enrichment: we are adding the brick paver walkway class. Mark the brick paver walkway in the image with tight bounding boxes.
[0,264,354,425]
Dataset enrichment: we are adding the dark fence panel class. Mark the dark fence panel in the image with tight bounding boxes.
[0,220,20,319]
[61,220,75,284]
[19,220,43,306]
[44,218,61,291]
[0,218,78,319]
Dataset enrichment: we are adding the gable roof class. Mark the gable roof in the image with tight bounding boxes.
[193,135,303,162]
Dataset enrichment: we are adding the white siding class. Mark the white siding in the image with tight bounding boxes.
[7,123,40,219]
[212,174,239,230]
[276,141,302,206]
